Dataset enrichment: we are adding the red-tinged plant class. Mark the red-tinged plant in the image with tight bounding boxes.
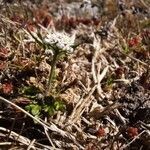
[42,16,52,28]
[96,127,106,137]
[0,48,9,60]
[26,20,36,32]
[33,8,52,27]
[60,15,69,26]
[34,9,46,23]
[77,18,92,25]
[10,14,23,23]
[127,127,138,138]
[68,17,77,28]
[2,82,13,94]
[92,18,100,26]
[128,36,140,47]
[115,67,125,78]
[56,16,99,30]
[0,61,7,70]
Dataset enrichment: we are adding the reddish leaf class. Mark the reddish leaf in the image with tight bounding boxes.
[0,48,9,60]
[128,37,140,47]
[96,127,106,137]
[0,61,7,70]
[33,7,52,27]
[127,127,138,138]
[2,82,13,94]
[115,67,125,78]
[68,17,77,28]
[42,16,52,27]
[92,18,100,26]
[26,20,36,32]
[11,14,23,23]
[77,18,92,25]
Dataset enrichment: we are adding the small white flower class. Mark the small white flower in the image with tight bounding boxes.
[24,28,76,53]
[44,30,76,53]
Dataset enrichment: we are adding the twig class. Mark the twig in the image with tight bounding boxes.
[0,127,36,149]
[0,96,80,146]
[97,65,109,98]
[0,96,56,133]
[92,54,98,83]
[139,0,150,9]
[89,102,121,119]
[68,85,97,124]
[44,117,56,149]
[121,130,147,150]
[118,49,149,67]
[114,109,128,124]
[0,142,12,146]
[27,139,36,150]
[0,127,60,150]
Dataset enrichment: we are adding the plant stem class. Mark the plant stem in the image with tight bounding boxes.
[47,53,58,95]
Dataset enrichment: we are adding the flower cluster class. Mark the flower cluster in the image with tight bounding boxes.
[44,31,76,53]
[25,28,76,53]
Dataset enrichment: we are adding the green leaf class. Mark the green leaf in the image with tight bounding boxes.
[28,104,41,116]
[54,100,65,111]
[25,105,31,111]
[43,105,55,116]
[43,105,49,112]
[33,115,40,124]
[123,45,130,53]
[106,77,114,85]
[22,86,40,96]
[47,106,55,116]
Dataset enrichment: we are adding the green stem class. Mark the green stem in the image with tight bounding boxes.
[47,53,58,95]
